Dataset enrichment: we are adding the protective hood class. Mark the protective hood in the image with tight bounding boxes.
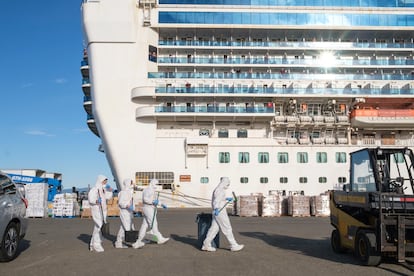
[121,178,133,191]
[218,177,230,190]
[211,177,230,209]
[149,179,158,190]
[95,175,107,188]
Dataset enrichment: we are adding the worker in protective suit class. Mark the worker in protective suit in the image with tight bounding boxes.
[88,175,112,252]
[132,179,169,249]
[202,177,244,252]
[115,178,135,248]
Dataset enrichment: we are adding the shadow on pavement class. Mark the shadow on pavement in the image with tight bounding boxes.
[77,234,91,244]
[18,239,31,257]
[170,234,199,249]
[240,231,414,275]
[239,231,357,264]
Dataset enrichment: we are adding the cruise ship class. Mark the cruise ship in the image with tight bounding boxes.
[80,0,414,207]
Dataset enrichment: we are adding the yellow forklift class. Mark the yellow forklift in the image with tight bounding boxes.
[330,147,414,266]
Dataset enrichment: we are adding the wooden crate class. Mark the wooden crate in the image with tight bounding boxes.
[81,208,91,218]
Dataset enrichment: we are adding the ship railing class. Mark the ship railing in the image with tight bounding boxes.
[352,139,414,147]
[148,72,414,82]
[155,106,274,113]
[155,86,413,96]
[157,56,414,67]
[396,139,414,147]
[353,139,414,147]
[158,40,414,50]
[357,138,379,146]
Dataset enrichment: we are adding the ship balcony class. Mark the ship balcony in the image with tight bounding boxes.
[83,96,92,114]
[148,72,414,82]
[136,105,275,121]
[157,56,414,68]
[131,85,156,99]
[82,78,91,95]
[152,86,414,97]
[158,39,414,51]
[80,60,89,77]
[86,114,99,137]
[350,109,414,128]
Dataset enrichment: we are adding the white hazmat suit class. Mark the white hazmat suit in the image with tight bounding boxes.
[115,178,135,248]
[132,179,169,248]
[88,175,110,252]
[202,177,244,252]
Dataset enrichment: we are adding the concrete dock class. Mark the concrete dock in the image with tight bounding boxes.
[1,209,413,275]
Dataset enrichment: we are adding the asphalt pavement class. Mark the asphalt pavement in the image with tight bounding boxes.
[1,208,413,276]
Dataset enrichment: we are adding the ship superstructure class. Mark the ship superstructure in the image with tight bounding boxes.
[81,0,414,207]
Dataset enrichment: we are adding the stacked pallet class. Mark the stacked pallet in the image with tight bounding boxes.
[287,195,310,217]
[262,194,284,217]
[81,200,91,218]
[310,194,330,217]
[52,193,80,218]
[237,194,262,217]
[107,197,120,217]
[25,183,48,218]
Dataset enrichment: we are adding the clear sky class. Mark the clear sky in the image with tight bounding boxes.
[0,1,113,190]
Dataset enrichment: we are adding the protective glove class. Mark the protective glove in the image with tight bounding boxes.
[128,204,134,211]
[226,197,233,202]
[214,208,220,216]
[97,197,102,204]
[105,184,111,190]
[153,199,159,206]
[161,204,167,209]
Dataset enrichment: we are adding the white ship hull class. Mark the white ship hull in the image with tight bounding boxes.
[80,0,414,207]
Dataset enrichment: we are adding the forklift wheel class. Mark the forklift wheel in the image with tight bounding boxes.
[331,229,345,253]
[355,230,381,266]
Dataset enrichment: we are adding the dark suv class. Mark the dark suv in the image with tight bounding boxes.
[0,172,28,262]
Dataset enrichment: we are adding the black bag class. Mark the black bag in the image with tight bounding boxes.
[101,222,110,237]
[125,230,139,243]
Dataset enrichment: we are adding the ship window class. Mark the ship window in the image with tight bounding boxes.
[200,177,209,184]
[316,152,327,163]
[318,177,327,183]
[297,152,308,163]
[278,152,289,163]
[280,177,288,184]
[335,152,347,163]
[238,152,250,163]
[135,171,174,189]
[148,45,157,62]
[199,128,210,136]
[219,152,230,163]
[258,152,269,163]
[218,129,229,138]
[338,177,347,184]
[237,129,248,138]
[260,177,268,184]
[240,177,248,184]
[299,177,308,184]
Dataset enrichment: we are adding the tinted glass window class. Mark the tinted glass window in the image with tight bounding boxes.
[0,174,16,195]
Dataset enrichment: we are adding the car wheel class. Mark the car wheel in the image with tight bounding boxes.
[0,222,20,262]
